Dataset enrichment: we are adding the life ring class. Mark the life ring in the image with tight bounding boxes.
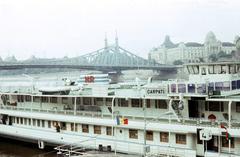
[89,76,94,82]
[85,76,94,83]
[208,114,216,122]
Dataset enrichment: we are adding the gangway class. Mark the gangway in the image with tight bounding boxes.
[55,138,97,157]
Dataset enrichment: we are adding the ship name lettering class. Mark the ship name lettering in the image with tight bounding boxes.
[147,89,165,95]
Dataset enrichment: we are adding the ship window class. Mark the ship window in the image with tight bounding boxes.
[17,95,24,102]
[94,125,101,134]
[155,100,167,109]
[176,134,186,144]
[74,124,78,132]
[171,84,176,93]
[16,117,19,124]
[146,131,153,141]
[12,117,15,123]
[105,98,112,106]
[188,84,195,93]
[214,65,221,74]
[187,66,194,74]
[28,119,31,125]
[42,120,45,128]
[106,127,113,136]
[24,118,27,125]
[62,97,68,104]
[208,82,214,92]
[129,129,138,139]
[208,65,214,74]
[223,82,230,91]
[119,98,128,107]
[131,99,142,108]
[20,118,23,124]
[237,65,240,72]
[237,80,240,89]
[83,97,91,105]
[95,98,103,106]
[201,68,206,75]
[232,81,237,90]
[60,122,66,130]
[71,123,74,131]
[50,97,57,103]
[82,124,89,133]
[37,120,41,127]
[222,137,234,148]
[41,97,48,103]
[48,121,51,128]
[192,65,199,74]
[178,84,186,93]
[229,65,236,74]
[25,95,31,102]
[236,102,240,112]
[197,129,203,144]
[72,97,75,104]
[76,97,81,105]
[33,96,41,102]
[220,65,227,74]
[206,101,224,112]
[197,84,206,94]
[33,119,36,126]
[215,82,223,91]
[146,99,151,108]
[160,132,169,143]
[70,123,78,132]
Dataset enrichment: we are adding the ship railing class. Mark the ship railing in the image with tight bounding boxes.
[205,150,240,157]
[1,105,240,128]
[146,145,196,157]
[0,105,104,118]
[55,136,98,156]
[0,85,33,94]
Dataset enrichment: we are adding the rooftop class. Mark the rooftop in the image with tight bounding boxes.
[185,42,203,47]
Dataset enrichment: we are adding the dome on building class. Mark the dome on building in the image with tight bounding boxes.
[205,31,217,44]
[185,42,203,47]
[234,35,240,44]
[236,38,240,51]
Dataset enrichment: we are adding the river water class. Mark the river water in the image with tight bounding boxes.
[0,137,56,157]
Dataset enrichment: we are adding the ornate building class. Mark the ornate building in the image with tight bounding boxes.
[235,35,240,59]
[148,32,236,64]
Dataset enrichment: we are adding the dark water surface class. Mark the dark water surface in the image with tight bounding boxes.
[0,138,57,157]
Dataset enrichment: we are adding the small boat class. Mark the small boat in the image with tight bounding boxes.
[39,86,71,95]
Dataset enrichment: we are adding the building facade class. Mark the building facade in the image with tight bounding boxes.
[149,32,236,64]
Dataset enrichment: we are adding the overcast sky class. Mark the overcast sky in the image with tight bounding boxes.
[0,0,239,60]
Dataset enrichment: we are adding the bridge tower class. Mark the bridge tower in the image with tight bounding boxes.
[104,33,108,50]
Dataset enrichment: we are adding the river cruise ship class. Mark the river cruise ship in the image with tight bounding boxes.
[1,62,240,157]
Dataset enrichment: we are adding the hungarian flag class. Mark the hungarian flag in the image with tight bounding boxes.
[221,124,231,140]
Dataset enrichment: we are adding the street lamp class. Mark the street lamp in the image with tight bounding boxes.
[111,96,117,156]
[22,74,39,93]
[22,74,39,128]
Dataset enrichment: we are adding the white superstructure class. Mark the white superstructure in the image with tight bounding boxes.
[1,63,240,157]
